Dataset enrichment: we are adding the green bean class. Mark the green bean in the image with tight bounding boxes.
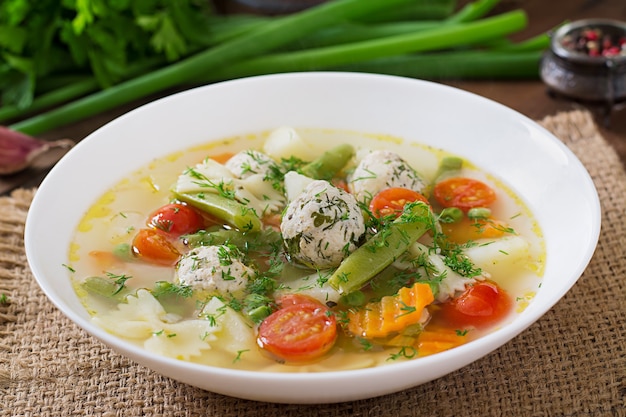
[300,143,355,180]
[339,290,367,307]
[112,243,135,262]
[328,202,433,294]
[152,281,193,299]
[243,293,274,323]
[81,276,131,303]
[173,191,262,232]
[183,228,282,252]
[438,156,463,173]
[368,265,414,298]
[433,156,463,181]
[439,207,464,223]
[150,281,195,316]
[183,229,248,248]
[468,207,492,220]
[246,305,273,323]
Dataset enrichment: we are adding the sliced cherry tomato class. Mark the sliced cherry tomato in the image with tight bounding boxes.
[369,187,429,218]
[433,177,496,212]
[257,300,337,362]
[132,228,181,266]
[441,216,509,244]
[439,281,512,328]
[148,203,204,236]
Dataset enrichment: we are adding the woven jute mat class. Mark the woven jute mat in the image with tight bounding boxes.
[1,110,624,416]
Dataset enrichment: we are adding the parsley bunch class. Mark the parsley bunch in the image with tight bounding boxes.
[0,0,215,109]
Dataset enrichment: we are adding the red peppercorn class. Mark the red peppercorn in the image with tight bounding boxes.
[603,46,621,57]
[561,26,626,58]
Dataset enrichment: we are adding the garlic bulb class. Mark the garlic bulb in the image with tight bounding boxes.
[0,126,74,175]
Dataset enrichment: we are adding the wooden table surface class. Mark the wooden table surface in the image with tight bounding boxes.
[32,0,626,188]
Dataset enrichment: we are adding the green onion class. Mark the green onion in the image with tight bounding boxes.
[447,0,500,23]
[0,79,98,124]
[259,0,501,52]
[354,0,458,23]
[201,10,528,82]
[338,50,542,80]
[9,0,415,136]
[0,57,166,125]
[487,32,551,52]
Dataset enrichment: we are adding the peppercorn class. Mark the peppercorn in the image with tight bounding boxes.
[560,26,626,58]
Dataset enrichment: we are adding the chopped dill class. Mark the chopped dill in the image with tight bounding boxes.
[105,271,132,295]
[233,349,250,363]
[387,346,417,361]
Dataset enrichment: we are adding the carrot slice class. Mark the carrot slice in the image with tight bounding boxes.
[416,327,468,357]
[347,282,434,339]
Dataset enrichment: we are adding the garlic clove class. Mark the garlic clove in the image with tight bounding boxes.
[0,126,74,175]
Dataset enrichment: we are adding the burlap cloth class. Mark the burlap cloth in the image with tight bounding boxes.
[0,110,624,416]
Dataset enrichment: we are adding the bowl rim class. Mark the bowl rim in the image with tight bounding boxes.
[24,72,602,403]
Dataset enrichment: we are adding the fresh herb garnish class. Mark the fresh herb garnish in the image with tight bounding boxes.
[152,281,193,298]
[233,349,250,363]
[105,272,132,295]
[387,346,417,361]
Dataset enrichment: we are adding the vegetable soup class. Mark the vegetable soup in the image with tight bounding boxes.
[68,127,545,372]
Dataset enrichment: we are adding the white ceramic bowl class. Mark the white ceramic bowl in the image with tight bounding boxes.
[25,72,600,404]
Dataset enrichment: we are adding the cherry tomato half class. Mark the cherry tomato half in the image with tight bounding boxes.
[132,228,181,266]
[148,203,204,237]
[439,281,512,328]
[369,187,429,218]
[257,300,337,363]
[433,178,496,212]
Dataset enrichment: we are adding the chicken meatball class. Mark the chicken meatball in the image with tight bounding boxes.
[281,180,365,269]
[225,150,279,180]
[349,150,426,203]
[175,245,254,295]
